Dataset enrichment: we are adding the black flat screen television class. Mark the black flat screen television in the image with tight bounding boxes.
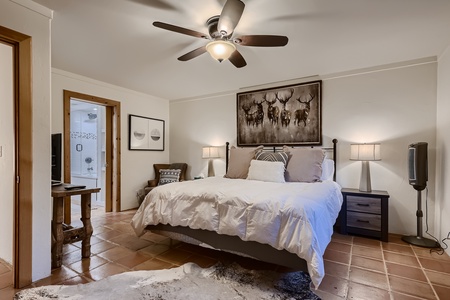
[51,133,62,182]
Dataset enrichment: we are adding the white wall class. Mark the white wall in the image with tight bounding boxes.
[436,45,450,255]
[325,61,437,236]
[0,0,52,281]
[0,42,14,264]
[169,93,236,178]
[51,69,170,210]
[170,60,438,236]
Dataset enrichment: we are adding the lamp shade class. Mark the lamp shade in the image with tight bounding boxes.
[202,146,220,159]
[206,40,236,62]
[350,143,381,161]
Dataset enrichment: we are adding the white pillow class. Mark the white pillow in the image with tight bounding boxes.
[246,160,286,183]
[320,158,335,181]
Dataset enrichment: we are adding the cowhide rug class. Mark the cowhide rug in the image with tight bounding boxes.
[15,262,320,300]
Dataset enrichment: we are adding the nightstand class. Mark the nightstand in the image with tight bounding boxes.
[338,188,389,242]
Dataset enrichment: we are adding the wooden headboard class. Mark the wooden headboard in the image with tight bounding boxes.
[225,139,338,181]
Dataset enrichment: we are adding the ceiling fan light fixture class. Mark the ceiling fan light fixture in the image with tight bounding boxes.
[206,40,236,62]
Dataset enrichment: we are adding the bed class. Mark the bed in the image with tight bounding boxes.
[131,140,342,288]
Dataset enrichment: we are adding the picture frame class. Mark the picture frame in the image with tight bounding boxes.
[128,114,165,151]
[237,80,322,147]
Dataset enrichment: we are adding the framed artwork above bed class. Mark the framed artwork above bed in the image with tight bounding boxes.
[237,80,322,146]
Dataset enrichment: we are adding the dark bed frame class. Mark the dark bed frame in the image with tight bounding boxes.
[145,139,338,271]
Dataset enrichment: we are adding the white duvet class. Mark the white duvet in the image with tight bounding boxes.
[131,177,343,287]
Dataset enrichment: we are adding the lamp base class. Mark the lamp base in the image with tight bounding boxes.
[401,235,440,248]
[207,159,215,177]
[359,161,372,192]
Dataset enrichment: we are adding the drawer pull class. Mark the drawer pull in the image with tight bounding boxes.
[357,219,370,223]
[357,203,370,207]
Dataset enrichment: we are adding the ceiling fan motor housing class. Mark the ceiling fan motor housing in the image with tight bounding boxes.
[207,16,224,39]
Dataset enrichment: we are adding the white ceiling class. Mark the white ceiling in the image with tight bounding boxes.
[33,0,450,101]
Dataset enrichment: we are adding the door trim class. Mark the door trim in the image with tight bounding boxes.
[63,90,121,220]
[0,26,33,288]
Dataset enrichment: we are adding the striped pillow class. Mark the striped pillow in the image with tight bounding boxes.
[255,151,289,168]
[158,169,181,185]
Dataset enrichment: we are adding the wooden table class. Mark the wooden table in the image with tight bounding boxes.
[51,185,100,268]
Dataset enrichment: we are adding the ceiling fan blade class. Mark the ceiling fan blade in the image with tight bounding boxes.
[178,45,207,61]
[218,0,245,36]
[153,21,208,39]
[228,50,247,68]
[129,0,178,11]
[236,35,289,47]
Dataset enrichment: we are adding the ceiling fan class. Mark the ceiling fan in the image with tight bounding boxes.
[153,0,289,68]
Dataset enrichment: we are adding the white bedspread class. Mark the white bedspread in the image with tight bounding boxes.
[131,177,342,287]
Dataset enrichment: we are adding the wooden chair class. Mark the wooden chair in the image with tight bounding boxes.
[139,163,188,204]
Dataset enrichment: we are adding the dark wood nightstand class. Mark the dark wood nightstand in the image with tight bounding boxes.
[338,188,389,242]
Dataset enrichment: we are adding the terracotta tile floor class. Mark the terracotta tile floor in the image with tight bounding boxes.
[2,208,450,299]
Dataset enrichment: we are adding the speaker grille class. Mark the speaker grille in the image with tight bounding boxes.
[408,147,416,181]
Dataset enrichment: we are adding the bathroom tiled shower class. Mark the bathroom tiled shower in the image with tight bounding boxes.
[70,100,105,205]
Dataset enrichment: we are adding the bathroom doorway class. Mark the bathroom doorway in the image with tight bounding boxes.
[63,90,121,224]
[70,100,106,213]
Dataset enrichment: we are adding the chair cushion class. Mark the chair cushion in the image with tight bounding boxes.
[169,163,188,181]
[158,169,181,185]
[153,164,171,183]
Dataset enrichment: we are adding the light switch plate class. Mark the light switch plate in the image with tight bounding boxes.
[0,145,2,157]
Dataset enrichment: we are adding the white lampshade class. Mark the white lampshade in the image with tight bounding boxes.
[202,146,220,159]
[206,40,236,62]
[350,143,381,161]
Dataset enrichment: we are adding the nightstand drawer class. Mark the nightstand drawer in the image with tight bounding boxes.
[347,211,381,231]
[347,196,381,214]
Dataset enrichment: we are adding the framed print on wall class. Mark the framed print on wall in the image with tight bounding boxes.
[128,114,165,151]
[237,80,322,147]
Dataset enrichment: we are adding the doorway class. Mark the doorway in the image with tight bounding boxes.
[70,100,106,215]
[63,90,121,224]
[0,25,33,288]
[0,37,14,290]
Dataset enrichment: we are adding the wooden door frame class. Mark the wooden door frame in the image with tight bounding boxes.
[63,90,121,221]
[0,26,33,288]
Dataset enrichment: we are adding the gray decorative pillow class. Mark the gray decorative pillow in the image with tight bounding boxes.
[224,145,264,179]
[283,146,325,182]
[158,169,181,185]
[255,151,289,168]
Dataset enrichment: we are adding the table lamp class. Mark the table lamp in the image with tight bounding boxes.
[350,143,381,192]
[202,146,220,177]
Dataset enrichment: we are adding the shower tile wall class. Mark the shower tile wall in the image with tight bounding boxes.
[71,110,98,177]
[70,107,104,204]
